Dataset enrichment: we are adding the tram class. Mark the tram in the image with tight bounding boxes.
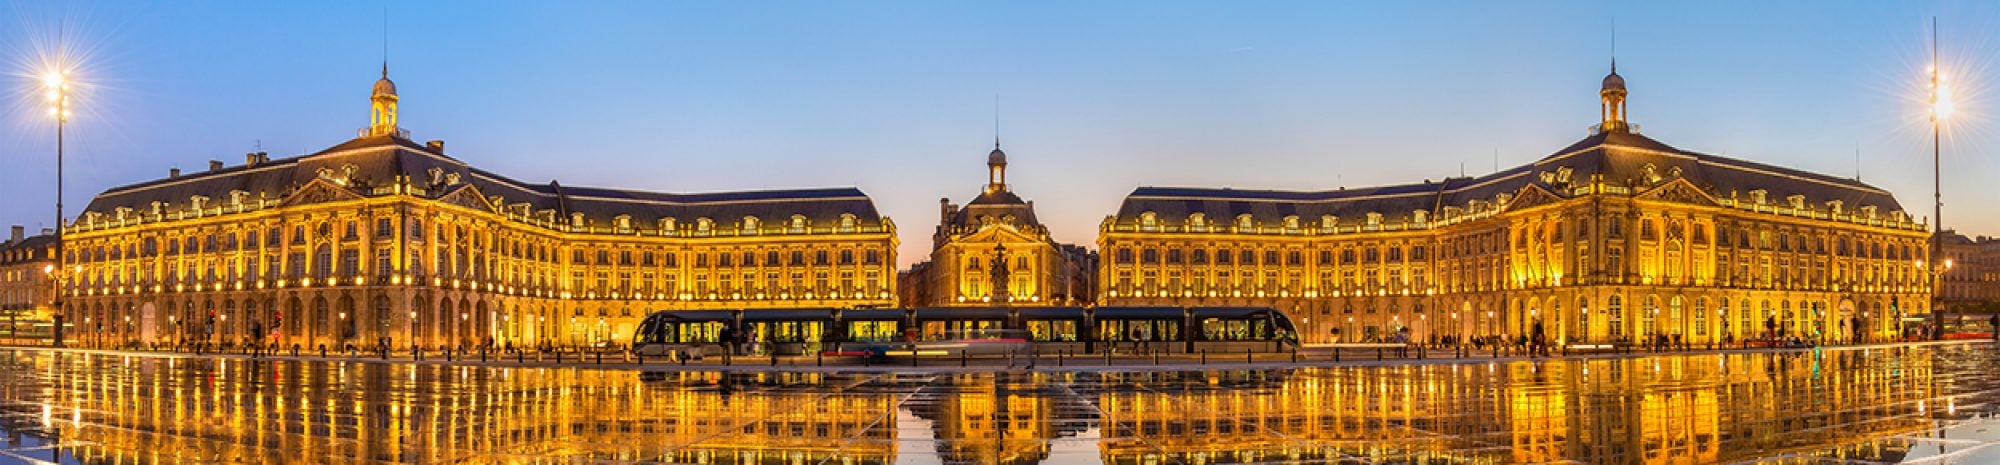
[1904,313,1999,340]
[633,306,1298,358]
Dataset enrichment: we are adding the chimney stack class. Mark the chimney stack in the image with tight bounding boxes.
[209,160,224,172]
[246,152,260,167]
[9,225,21,244]
[426,140,445,153]
[169,167,181,177]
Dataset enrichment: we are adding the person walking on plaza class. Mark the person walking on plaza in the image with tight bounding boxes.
[1530,319,1546,357]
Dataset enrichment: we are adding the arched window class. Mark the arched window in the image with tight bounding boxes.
[1575,296,1590,341]
[1694,298,1709,337]
[313,245,333,279]
[1607,295,1624,338]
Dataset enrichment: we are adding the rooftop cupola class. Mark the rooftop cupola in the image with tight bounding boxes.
[1600,60,1629,133]
[985,140,1008,194]
[368,62,401,137]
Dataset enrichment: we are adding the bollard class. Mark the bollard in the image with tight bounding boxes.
[1334,347,1341,363]
[1245,348,1252,365]
[961,350,968,367]
[597,351,603,365]
[556,352,562,364]
[1201,350,1207,365]
[1377,348,1383,361]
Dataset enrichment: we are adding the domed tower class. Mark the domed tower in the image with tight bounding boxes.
[369,62,400,137]
[1600,60,1628,133]
[986,141,1008,194]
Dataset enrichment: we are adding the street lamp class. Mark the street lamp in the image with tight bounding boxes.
[1928,17,1951,340]
[43,67,71,347]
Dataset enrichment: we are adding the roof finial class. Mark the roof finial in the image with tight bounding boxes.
[993,94,1001,150]
[1610,16,1617,73]
[381,7,390,79]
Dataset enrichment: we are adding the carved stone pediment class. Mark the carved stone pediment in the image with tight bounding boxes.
[436,184,497,212]
[284,179,363,206]
[1504,185,1562,211]
[1637,178,1718,207]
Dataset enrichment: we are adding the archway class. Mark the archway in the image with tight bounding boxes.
[1838,299,1858,343]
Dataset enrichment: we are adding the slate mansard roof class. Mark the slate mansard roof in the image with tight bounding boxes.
[1112,130,1909,229]
[80,134,886,233]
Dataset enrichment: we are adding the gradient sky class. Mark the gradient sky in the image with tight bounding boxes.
[3,1,1997,267]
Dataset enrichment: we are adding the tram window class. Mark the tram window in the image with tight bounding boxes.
[1201,318,1271,341]
[1027,320,1078,342]
[1098,320,1181,341]
[675,322,723,343]
[847,321,899,342]
[749,321,822,343]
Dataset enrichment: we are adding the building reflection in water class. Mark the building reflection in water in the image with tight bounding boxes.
[0,345,1985,464]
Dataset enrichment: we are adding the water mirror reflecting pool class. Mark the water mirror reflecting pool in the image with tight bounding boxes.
[2,344,1999,464]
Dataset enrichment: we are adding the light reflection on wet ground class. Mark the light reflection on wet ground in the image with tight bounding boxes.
[2,344,1999,464]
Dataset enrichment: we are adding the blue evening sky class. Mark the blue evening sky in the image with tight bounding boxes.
[2,1,1996,266]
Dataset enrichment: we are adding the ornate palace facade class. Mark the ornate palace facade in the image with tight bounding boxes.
[1098,66,1932,345]
[1,227,57,328]
[58,67,898,349]
[899,143,1096,307]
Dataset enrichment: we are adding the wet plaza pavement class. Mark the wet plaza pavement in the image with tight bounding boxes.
[1,344,1999,464]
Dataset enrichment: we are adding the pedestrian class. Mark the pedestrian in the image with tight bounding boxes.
[1530,319,1546,356]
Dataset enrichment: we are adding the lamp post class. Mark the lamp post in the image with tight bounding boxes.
[43,67,71,348]
[1928,17,1951,341]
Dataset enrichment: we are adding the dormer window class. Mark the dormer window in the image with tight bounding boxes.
[789,215,808,233]
[190,195,210,211]
[1140,211,1158,231]
[570,212,586,228]
[741,216,759,234]
[1365,212,1383,227]
[615,214,632,230]
[1319,215,1337,233]
[1236,214,1254,230]
[839,213,857,232]
[1188,213,1207,231]
[1826,200,1844,215]
[1413,210,1429,225]
[1749,189,1769,205]
[696,218,714,234]
[1786,195,1806,210]
[1282,215,1300,231]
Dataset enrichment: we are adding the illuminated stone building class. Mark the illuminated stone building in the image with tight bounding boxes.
[1098,65,1932,345]
[57,66,897,350]
[1940,232,2000,313]
[1,226,57,333]
[900,142,1096,307]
